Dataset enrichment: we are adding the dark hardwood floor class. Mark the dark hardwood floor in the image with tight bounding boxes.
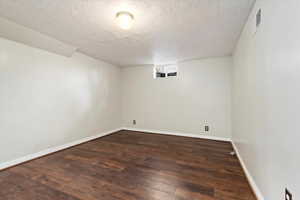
[0,130,256,200]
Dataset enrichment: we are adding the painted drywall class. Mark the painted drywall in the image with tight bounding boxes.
[121,57,232,139]
[0,37,121,165]
[232,0,300,199]
[0,17,76,57]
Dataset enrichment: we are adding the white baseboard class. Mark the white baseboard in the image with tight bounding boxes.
[0,128,122,171]
[122,127,231,142]
[231,141,264,200]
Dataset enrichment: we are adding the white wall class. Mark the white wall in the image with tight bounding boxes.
[232,0,300,199]
[0,37,121,165]
[121,57,232,139]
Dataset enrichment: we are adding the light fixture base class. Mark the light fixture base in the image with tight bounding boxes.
[116,11,134,20]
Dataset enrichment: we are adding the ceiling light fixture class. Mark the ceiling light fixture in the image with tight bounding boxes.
[116,11,134,30]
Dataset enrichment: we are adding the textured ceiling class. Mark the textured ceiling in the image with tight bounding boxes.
[0,0,254,66]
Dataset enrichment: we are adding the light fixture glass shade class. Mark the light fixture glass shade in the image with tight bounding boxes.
[116,11,134,30]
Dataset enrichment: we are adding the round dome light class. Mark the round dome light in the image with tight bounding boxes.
[116,11,134,30]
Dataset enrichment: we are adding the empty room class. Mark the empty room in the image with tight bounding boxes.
[0,0,299,199]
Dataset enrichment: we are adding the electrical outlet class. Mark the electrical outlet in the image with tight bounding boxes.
[205,125,209,132]
[133,120,136,125]
[256,9,262,28]
[285,188,292,200]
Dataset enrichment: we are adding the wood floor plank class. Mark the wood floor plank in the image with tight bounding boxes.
[0,130,256,200]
